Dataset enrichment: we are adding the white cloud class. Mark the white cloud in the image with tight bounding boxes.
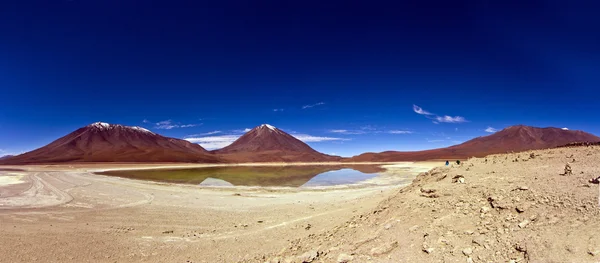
[329,129,366,135]
[413,105,468,124]
[243,128,251,132]
[292,134,350,142]
[302,102,325,109]
[154,120,201,129]
[185,135,241,150]
[562,127,569,130]
[435,115,468,123]
[188,131,221,136]
[427,139,445,143]
[142,119,150,123]
[273,109,284,112]
[413,104,433,115]
[388,130,413,134]
[485,127,498,133]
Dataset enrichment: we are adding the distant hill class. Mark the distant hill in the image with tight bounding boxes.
[1,122,220,164]
[0,155,14,160]
[213,124,341,162]
[348,125,600,162]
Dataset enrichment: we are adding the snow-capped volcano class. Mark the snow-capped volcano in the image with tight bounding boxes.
[1,122,220,164]
[213,124,341,162]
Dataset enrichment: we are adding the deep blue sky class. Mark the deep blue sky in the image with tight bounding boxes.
[1,0,599,157]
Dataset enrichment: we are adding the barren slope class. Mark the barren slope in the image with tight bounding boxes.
[349,125,600,162]
[1,122,220,164]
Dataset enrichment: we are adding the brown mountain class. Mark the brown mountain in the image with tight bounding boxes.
[1,122,220,164]
[348,125,600,162]
[213,124,341,162]
[0,155,14,160]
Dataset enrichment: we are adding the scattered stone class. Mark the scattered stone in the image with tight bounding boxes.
[258,220,264,223]
[305,224,312,230]
[422,247,435,254]
[588,249,600,256]
[298,250,318,262]
[467,257,474,263]
[472,236,485,247]
[518,220,531,228]
[589,176,600,184]
[162,230,174,234]
[480,206,491,213]
[420,188,436,194]
[464,230,474,235]
[370,241,398,256]
[516,203,530,213]
[564,163,572,176]
[337,253,353,263]
[383,224,392,230]
[517,186,529,191]
[515,243,527,253]
[462,247,473,256]
[452,175,465,183]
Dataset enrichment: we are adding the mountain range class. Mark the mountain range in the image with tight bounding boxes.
[1,123,598,164]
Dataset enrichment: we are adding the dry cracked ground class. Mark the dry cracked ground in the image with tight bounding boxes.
[259,146,600,263]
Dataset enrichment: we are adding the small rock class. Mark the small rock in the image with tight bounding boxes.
[464,230,474,235]
[517,186,529,191]
[462,247,473,256]
[480,206,490,213]
[370,241,398,256]
[516,203,530,213]
[452,175,465,183]
[384,224,392,230]
[515,243,527,252]
[337,253,353,263]
[298,250,318,262]
[467,257,474,263]
[518,220,530,228]
[422,247,435,254]
[162,230,174,234]
[589,249,600,256]
[420,188,436,194]
[472,236,485,247]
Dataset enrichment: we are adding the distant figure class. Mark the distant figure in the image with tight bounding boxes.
[445,160,449,166]
[456,160,461,165]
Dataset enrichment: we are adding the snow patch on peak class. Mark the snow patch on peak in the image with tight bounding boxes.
[89,122,111,129]
[260,124,277,131]
[87,122,154,134]
[131,126,155,134]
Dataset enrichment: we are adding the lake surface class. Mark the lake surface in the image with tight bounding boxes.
[97,165,389,188]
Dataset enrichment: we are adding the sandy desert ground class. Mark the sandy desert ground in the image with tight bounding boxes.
[2,147,600,263]
[0,162,433,263]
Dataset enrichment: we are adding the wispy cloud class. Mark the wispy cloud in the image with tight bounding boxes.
[243,128,251,132]
[485,127,498,133]
[427,139,446,143]
[302,102,325,109]
[291,134,350,142]
[154,120,201,130]
[185,135,241,150]
[413,104,433,115]
[329,126,413,135]
[142,119,150,123]
[188,131,222,137]
[388,130,413,134]
[413,105,468,124]
[329,129,367,135]
[273,109,284,112]
[435,115,468,123]
[562,127,569,130]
